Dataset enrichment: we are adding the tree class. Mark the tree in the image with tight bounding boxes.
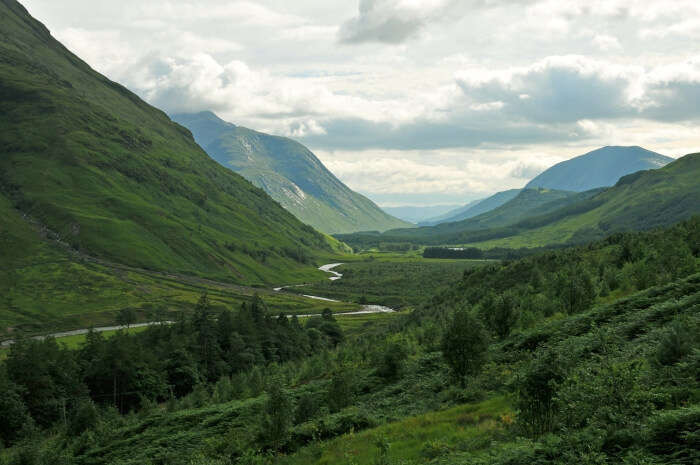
[441,309,489,387]
[0,370,33,445]
[261,382,293,451]
[327,370,354,413]
[376,340,408,381]
[515,350,564,436]
[553,264,596,314]
[116,307,136,329]
[480,292,520,339]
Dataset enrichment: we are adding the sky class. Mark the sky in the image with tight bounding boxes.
[22,0,700,207]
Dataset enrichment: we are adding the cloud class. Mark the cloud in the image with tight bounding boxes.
[455,56,642,123]
[640,57,700,121]
[25,0,699,205]
[338,0,460,44]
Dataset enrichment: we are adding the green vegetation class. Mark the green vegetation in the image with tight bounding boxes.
[284,258,490,308]
[171,112,411,234]
[1,216,696,464]
[0,247,358,339]
[1,3,699,465]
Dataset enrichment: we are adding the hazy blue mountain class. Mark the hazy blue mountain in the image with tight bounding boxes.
[420,190,521,226]
[172,112,411,234]
[525,146,673,192]
[382,204,462,223]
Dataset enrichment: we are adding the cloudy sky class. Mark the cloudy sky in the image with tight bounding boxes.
[23,0,700,206]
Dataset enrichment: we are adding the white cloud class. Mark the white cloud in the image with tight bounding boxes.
[21,0,700,205]
[338,0,462,44]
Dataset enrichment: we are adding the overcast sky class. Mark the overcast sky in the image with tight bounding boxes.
[22,0,700,206]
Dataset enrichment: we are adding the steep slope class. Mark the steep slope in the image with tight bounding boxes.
[0,0,336,288]
[525,146,673,192]
[171,112,411,234]
[420,189,520,226]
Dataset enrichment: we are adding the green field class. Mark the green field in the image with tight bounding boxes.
[285,255,492,308]
[280,397,511,465]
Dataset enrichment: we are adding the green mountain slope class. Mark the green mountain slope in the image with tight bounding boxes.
[171,112,411,234]
[420,189,521,225]
[486,151,700,247]
[525,145,673,192]
[344,188,598,245]
[338,153,700,249]
[0,0,337,288]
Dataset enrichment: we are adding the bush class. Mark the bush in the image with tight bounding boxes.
[69,399,99,436]
[442,309,489,387]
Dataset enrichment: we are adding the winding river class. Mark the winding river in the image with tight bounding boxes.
[1,264,393,347]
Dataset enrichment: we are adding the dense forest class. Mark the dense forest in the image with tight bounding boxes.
[0,217,697,464]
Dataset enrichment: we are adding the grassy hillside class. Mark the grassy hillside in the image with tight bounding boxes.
[0,0,338,292]
[420,189,520,226]
[468,152,700,248]
[172,112,411,234]
[525,145,672,192]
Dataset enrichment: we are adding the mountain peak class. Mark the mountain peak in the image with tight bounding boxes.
[525,146,673,192]
[172,111,411,234]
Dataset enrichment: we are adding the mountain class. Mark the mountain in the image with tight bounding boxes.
[382,204,462,223]
[525,146,673,192]
[372,188,600,241]
[339,153,700,249]
[171,112,411,234]
[0,0,338,289]
[420,190,520,226]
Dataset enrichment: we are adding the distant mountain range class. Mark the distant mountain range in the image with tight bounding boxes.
[420,146,673,227]
[382,204,462,223]
[525,146,673,192]
[337,152,700,248]
[420,190,520,226]
[172,112,411,234]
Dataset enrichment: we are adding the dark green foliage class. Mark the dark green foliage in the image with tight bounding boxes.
[4,338,85,427]
[375,340,408,381]
[261,382,294,451]
[327,371,354,413]
[441,309,489,387]
[652,318,697,367]
[115,308,136,328]
[0,370,32,446]
[290,259,486,308]
[294,392,319,424]
[645,406,700,463]
[69,399,99,436]
[480,292,520,339]
[552,263,596,314]
[515,351,563,436]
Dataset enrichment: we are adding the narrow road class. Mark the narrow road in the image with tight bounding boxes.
[1,264,394,348]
